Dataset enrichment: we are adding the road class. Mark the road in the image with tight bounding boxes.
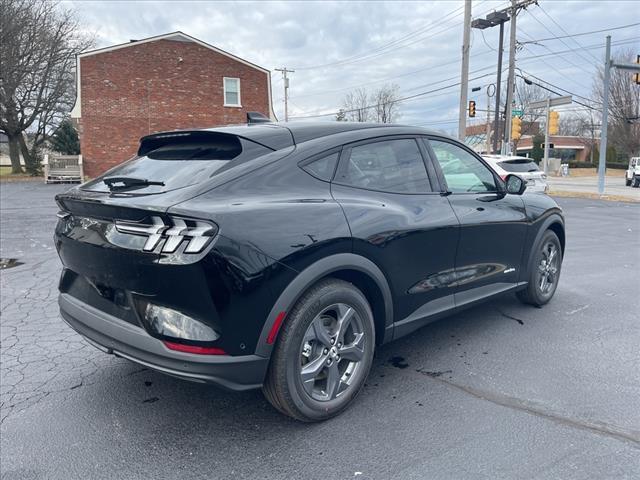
[548,174,640,200]
[1,182,639,480]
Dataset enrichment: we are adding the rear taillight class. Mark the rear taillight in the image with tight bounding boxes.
[115,216,217,254]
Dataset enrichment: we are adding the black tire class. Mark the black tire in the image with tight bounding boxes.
[633,176,640,188]
[625,177,632,187]
[263,278,375,422]
[516,230,563,307]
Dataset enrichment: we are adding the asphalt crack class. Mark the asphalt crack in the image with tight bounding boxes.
[415,369,640,447]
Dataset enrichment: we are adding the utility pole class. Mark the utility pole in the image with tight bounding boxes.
[543,97,551,175]
[493,20,506,154]
[486,84,495,154]
[503,0,518,155]
[472,0,537,154]
[598,36,612,195]
[275,67,294,122]
[458,0,472,141]
[597,36,640,194]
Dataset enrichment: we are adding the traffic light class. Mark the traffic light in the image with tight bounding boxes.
[511,116,522,140]
[468,100,476,118]
[549,111,559,135]
[634,54,640,85]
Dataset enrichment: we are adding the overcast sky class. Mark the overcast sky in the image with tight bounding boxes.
[66,0,639,134]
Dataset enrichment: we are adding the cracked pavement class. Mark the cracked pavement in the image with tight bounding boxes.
[1,182,639,479]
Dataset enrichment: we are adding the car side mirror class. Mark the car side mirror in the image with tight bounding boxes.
[505,174,526,195]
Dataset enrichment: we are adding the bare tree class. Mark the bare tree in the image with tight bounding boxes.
[593,48,640,159]
[371,83,401,123]
[342,88,371,122]
[0,0,92,174]
[558,114,584,136]
[577,108,600,163]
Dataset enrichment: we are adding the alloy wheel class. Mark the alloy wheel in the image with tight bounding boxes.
[537,241,560,295]
[298,303,366,402]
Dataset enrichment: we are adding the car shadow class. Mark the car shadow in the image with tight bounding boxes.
[80,293,536,436]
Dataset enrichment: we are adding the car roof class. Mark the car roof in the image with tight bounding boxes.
[158,122,444,150]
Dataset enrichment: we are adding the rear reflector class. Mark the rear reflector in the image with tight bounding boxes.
[163,340,227,355]
[266,311,287,344]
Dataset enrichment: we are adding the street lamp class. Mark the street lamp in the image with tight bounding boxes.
[472,10,510,154]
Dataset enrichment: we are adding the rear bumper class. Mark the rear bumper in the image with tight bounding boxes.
[526,183,548,193]
[59,293,269,391]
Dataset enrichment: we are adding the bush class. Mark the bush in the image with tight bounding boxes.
[567,161,627,170]
[605,162,627,170]
[567,161,595,169]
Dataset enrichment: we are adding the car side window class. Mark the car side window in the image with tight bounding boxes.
[301,152,339,181]
[335,139,431,193]
[429,139,497,193]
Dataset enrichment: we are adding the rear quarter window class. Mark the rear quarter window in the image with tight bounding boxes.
[300,151,340,181]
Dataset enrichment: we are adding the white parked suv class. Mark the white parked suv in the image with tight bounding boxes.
[482,155,549,193]
[625,157,640,187]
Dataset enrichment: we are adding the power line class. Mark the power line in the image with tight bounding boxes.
[517,37,640,62]
[290,4,466,70]
[537,4,601,63]
[290,71,495,119]
[520,22,640,44]
[291,48,498,101]
[516,70,630,122]
[289,0,508,71]
[538,5,624,62]
[526,8,596,66]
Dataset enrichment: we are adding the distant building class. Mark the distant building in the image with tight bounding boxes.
[516,135,597,163]
[464,121,540,154]
[70,31,273,178]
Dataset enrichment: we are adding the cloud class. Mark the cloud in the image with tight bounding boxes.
[66,0,639,130]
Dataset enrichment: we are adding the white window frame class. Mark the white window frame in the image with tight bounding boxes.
[223,77,241,107]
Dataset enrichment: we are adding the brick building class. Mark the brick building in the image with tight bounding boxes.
[70,32,273,178]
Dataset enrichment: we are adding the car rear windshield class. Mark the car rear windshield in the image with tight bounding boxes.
[498,159,540,173]
[82,132,273,194]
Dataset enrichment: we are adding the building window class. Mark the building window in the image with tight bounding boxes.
[223,77,241,107]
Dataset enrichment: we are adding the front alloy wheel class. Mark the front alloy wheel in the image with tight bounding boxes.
[263,279,375,422]
[517,229,563,307]
[537,241,560,296]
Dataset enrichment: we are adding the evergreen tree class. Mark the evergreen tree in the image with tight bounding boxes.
[50,119,80,155]
[531,133,544,163]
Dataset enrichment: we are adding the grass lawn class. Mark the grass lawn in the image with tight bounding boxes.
[0,166,41,181]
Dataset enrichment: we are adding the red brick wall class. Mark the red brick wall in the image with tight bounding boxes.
[78,39,270,178]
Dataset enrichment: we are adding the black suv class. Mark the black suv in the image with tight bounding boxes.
[55,122,565,421]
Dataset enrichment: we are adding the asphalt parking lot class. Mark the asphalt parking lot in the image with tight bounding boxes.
[1,181,639,480]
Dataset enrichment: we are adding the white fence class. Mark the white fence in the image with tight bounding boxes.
[43,154,84,183]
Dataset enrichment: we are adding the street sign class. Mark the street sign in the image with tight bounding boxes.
[528,95,572,109]
[512,108,523,117]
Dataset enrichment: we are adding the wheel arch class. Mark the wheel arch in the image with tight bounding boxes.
[255,253,393,357]
[520,212,565,283]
